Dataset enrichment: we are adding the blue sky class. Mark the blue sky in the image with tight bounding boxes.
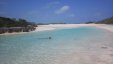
[0,0,113,23]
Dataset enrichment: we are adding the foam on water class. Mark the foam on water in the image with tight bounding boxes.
[0,27,113,64]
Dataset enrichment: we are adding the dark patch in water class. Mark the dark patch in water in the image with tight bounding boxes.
[109,54,113,57]
[37,37,52,40]
[101,46,108,49]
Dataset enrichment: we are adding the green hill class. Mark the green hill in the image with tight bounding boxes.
[0,17,37,34]
[0,17,37,27]
[96,17,113,24]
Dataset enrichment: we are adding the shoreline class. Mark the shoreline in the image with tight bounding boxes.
[35,24,113,32]
[0,24,113,35]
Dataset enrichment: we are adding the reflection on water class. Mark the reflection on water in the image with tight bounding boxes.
[0,27,113,64]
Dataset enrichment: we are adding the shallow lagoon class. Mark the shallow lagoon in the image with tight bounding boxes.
[0,27,113,64]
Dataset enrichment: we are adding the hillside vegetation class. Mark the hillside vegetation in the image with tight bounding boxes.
[0,17,37,34]
[96,17,113,24]
[86,17,113,24]
[0,17,36,27]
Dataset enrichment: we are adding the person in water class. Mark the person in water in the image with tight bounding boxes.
[38,37,52,39]
[49,37,51,39]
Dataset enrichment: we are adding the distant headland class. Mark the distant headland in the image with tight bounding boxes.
[86,17,113,24]
[0,17,37,34]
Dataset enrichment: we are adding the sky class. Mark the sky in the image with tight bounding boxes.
[0,0,113,23]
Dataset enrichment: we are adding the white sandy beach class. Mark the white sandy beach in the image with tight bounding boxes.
[35,24,113,32]
[0,24,113,35]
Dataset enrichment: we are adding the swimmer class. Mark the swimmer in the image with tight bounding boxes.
[49,37,51,39]
[38,37,52,39]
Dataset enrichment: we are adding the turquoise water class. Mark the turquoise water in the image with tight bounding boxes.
[0,27,113,64]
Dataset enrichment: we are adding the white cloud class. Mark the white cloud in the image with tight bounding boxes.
[55,5,70,14]
[69,14,75,17]
[49,1,60,5]
[44,1,60,9]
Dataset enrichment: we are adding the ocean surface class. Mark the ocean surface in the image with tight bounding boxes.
[0,27,113,64]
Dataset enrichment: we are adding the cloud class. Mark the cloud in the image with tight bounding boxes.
[49,1,60,5]
[44,1,60,9]
[69,14,75,17]
[55,5,70,14]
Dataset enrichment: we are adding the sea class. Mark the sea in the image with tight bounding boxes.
[0,27,113,64]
